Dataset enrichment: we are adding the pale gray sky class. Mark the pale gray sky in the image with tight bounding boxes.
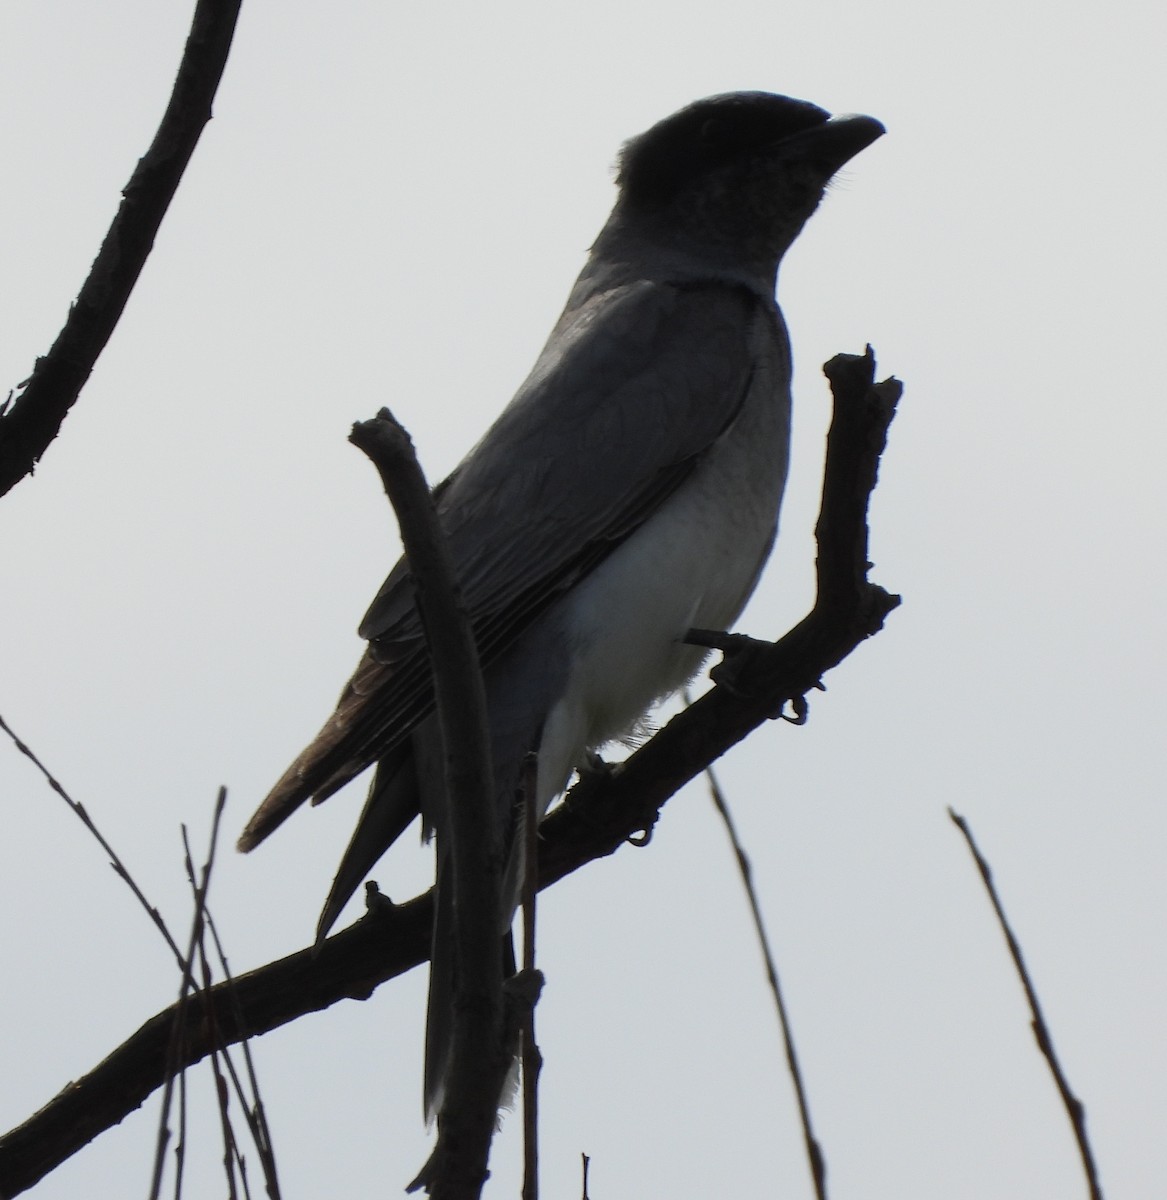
[2,1,1164,1197]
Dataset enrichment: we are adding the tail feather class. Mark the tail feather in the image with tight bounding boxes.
[423,856,455,1124]
[237,649,404,853]
[315,746,421,941]
[422,857,518,1125]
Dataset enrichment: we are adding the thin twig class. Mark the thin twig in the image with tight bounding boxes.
[0,705,261,1194]
[702,758,827,1200]
[172,1062,187,1200]
[198,925,272,1200]
[948,809,1104,1200]
[205,912,282,1199]
[0,0,244,496]
[196,934,242,1200]
[0,712,184,965]
[150,790,228,1200]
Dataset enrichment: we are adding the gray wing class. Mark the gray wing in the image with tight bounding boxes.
[238,279,769,851]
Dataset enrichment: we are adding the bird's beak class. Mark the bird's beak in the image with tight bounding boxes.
[781,113,885,173]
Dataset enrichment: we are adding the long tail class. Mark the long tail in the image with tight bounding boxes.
[422,854,518,1124]
[315,745,422,941]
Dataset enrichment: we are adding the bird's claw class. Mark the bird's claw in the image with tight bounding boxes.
[690,627,774,698]
[781,694,811,725]
[627,824,654,847]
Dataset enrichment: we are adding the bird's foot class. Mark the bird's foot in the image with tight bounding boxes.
[685,625,823,721]
[577,748,616,780]
[685,626,773,698]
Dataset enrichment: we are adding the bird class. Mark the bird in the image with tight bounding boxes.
[238,90,883,1120]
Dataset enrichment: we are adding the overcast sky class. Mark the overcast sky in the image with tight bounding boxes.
[2,1,1164,1197]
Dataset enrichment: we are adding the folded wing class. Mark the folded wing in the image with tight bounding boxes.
[237,279,766,855]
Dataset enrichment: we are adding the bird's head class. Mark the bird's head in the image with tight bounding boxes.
[599,91,884,285]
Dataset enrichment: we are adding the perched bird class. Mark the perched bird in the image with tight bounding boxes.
[239,91,883,1119]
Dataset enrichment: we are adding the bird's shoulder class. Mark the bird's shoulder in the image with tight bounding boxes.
[443,276,779,515]
[359,277,781,645]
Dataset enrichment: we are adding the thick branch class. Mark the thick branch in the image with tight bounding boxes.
[350,412,505,1200]
[0,348,900,1197]
[0,0,243,497]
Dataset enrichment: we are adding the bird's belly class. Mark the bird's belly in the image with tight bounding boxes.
[536,380,790,803]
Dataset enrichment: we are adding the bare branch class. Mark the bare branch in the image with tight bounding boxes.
[702,759,828,1199]
[149,790,228,1200]
[0,712,184,966]
[203,912,283,1198]
[351,411,504,1200]
[949,809,1105,1200]
[0,0,243,496]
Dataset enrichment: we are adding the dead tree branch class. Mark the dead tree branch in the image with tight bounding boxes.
[0,0,243,497]
[949,809,1104,1200]
[350,411,505,1200]
[703,761,828,1200]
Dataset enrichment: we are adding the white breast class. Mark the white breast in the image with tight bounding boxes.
[534,318,791,815]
